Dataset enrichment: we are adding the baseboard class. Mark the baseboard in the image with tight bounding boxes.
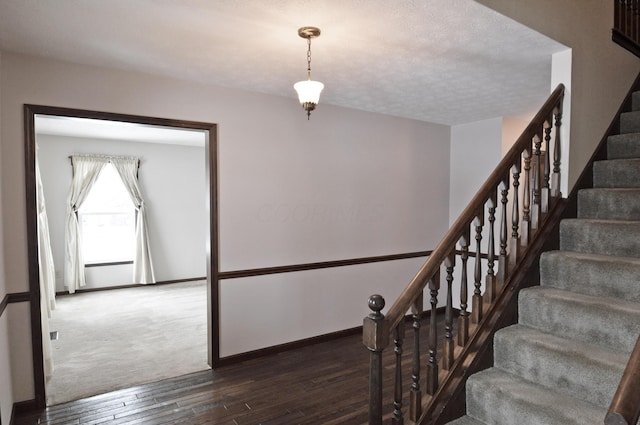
[11,399,39,425]
[55,277,206,296]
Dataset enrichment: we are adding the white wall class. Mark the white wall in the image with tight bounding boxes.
[501,117,529,156]
[37,135,207,291]
[0,49,13,425]
[449,117,503,225]
[447,118,503,310]
[0,53,451,402]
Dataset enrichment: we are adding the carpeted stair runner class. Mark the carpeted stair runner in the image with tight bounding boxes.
[448,94,640,424]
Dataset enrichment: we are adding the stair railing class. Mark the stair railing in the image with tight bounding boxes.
[613,0,640,58]
[363,84,565,425]
[606,334,640,425]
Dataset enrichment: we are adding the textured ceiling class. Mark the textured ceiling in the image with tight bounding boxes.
[0,0,567,125]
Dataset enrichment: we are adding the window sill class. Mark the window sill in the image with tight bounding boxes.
[85,261,133,268]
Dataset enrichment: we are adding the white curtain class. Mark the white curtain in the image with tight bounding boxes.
[36,149,56,378]
[111,157,156,284]
[64,156,106,294]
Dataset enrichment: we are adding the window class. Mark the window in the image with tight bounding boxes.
[78,164,135,265]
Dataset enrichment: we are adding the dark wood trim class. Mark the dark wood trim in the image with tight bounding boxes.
[23,104,220,406]
[7,292,31,303]
[206,123,220,369]
[84,261,134,268]
[613,29,640,60]
[0,295,7,318]
[11,399,38,422]
[54,277,207,297]
[23,105,45,409]
[218,251,432,280]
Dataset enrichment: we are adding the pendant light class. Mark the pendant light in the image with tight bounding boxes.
[293,26,324,119]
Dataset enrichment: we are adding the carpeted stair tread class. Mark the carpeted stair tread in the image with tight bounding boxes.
[464,368,605,425]
[447,415,486,425]
[633,91,640,111]
[540,250,640,302]
[620,110,640,133]
[607,133,640,159]
[518,286,640,353]
[560,219,640,257]
[578,188,640,220]
[494,324,627,408]
[593,158,640,188]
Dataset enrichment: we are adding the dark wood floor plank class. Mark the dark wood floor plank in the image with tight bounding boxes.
[15,313,446,425]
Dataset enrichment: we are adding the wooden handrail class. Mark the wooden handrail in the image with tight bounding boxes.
[605,334,640,425]
[363,84,565,425]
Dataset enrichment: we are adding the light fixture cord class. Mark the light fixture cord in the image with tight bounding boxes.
[306,37,312,80]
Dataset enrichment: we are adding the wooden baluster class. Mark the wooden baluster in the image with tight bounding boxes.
[497,178,509,283]
[458,230,470,347]
[392,324,404,425]
[636,0,640,43]
[521,149,531,248]
[364,294,387,425]
[624,0,629,34]
[629,0,638,41]
[409,293,422,421]
[472,213,484,324]
[531,134,542,231]
[542,119,552,213]
[551,106,562,198]
[627,0,632,36]
[442,253,456,371]
[485,192,497,303]
[426,270,440,395]
[509,162,521,268]
[632,0,636,38]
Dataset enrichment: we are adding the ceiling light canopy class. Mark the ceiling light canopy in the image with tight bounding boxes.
[293,26,324,120]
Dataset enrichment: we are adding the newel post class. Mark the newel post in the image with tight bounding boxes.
[364,294,389,425]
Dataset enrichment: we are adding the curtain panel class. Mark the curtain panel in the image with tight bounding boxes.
[64,156,107,293]
[111,157,156,284]
[36,149,56,377]
[65,154,156,293]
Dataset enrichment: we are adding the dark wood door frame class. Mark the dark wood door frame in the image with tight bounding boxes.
[23,104,220,408]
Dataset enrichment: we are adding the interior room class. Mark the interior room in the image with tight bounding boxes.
[35,116,210,404]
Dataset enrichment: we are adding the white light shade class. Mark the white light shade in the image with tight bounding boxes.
[294,80,325,104]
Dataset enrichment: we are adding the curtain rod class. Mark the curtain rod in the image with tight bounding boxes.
[68,155,140,168]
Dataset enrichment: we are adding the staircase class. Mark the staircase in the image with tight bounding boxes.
[449,94,640,424]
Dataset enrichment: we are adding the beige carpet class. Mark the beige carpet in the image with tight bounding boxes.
[46,280,210,405]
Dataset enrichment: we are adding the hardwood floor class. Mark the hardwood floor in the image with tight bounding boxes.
[14,315,444,425]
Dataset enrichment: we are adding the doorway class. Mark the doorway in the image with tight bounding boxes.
[24,105,220,407]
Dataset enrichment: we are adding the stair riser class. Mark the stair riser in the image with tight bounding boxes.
[593,159,640,188]
[632,91,640,112]
[578,189,640,220]
[518,288,640,353]
[540,252,640,303]
[560,219,640,257]
[608,133,640,159]
[620,111,640,134]
[465,369,604,425]
[494,327,625,408]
